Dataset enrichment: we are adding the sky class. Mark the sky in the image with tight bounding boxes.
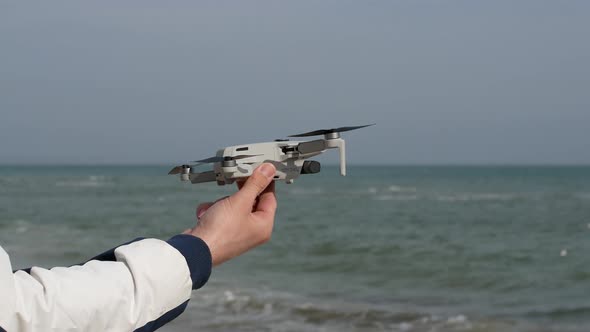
[1,1,589,165]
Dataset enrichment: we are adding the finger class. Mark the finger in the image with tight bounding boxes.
[254,181,277,217]
[233,163,276,205]
[215,196,230,204]
[197,195,230,219]
[196,202,214,219]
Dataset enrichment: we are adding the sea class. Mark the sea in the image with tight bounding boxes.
[1,165,589,332]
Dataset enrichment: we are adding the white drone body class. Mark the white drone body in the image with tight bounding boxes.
[168,124,373,186]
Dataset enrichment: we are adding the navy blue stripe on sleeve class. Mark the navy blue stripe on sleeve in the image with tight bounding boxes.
[13,238,147,273]
[166,234,212,290]
[133,300,189,332]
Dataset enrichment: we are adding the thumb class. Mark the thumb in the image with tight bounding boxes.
[234,163,276,205]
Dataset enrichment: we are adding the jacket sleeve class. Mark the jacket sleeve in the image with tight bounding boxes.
[0,234,212,332]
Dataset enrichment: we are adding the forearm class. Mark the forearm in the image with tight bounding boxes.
[0,235,211,332]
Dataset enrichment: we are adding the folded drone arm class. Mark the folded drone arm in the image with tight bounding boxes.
[189,171,217,184]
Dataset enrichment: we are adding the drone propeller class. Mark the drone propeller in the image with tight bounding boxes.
[169,154,261,174]
[192,154,261,164]
[168,164,190,175]
[288,124,375,138]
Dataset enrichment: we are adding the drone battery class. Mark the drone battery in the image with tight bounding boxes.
[301,161,321,174]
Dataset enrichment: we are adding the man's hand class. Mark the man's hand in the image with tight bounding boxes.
[183,163,277,266]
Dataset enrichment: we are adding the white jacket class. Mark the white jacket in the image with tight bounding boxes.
[0,235,212,332]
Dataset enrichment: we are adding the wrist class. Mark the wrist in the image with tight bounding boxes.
[187,228,220,266]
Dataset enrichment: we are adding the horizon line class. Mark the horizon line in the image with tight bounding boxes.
[1,163,590,167]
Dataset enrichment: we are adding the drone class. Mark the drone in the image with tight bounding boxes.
[168,124,374,185]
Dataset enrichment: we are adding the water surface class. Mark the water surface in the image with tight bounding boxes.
[1,166,589,331]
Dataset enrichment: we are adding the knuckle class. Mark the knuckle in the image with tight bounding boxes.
[245,175,267,195]
[224,197,236,211]
[252,174,268,190]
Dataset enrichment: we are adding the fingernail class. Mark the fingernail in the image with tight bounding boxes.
[197,209,205,219]
[259,163,275,179]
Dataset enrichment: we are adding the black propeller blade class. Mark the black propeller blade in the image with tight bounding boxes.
[168,164,190,175]
[289,124,375,137]
[193,156,224,164]
[169,154,261,174]
[192,154,261,164]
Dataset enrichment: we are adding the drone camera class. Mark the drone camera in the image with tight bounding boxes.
[301,160,321,175]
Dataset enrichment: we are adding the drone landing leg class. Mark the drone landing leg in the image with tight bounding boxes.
[189,171,217,184]
[325,138,346,176]
[339,140,346,176]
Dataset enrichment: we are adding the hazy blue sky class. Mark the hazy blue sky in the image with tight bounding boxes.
[1,1,589,165]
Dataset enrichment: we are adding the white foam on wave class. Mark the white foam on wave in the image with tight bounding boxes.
[288,187,324,195]
[397,322,413,331]
[367,185,417,195]
[14,219,30,234]
[262,303,273,315]
[374,195,418,201]
[224,290,236,301]
[388,185,417,193]
[55,175,112,188]
[0,177,20,185]
[436,193,516,202]
[446,314,467,323]
[386,314,473,331]
[575,192,590,200]
[177,285,497,332]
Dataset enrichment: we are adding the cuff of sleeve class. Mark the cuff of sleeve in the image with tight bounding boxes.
[167,234,212,290]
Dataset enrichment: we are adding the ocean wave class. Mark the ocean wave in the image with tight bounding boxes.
[287,187,324,195]
[181,286,549,332]
[367,185,417,195]
[0,177,22,185]
[373,195,418,201]
[55,175,112,188]
[1,219,31,234]
[574,192,590,200]
[436,193,517,202]
[14,219,29,234]
[387,185,417,193]
[525,305,590,319]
